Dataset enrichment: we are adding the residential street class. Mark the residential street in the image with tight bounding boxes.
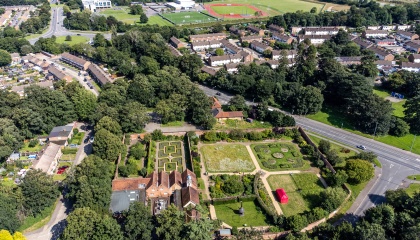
[24,127,92,240]
[198,84,420,216]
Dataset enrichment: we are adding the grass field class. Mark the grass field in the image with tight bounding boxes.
[267,173,325,216]
[406,183,420,197]
[211,5,256,15]
[308,134,356,159]
[213,119,272,130]
[407,175,420,180]
[209,0,324,16]
[56,36,88,45]
[101,7,140,24]
[200,144,255,172]
[373,87,406,117]
[161,11,217,25]
[214,200,270,227]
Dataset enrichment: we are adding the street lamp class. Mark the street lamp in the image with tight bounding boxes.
[410,135,417,152]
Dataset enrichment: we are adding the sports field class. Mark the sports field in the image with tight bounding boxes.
[211,5,255,15]
[161,11,218,25]
[101,7,139,24]
[209,0,324,16]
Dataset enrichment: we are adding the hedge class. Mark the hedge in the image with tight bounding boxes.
[254,173,278,220]
[238,195,257,202]
[62,148,77,154]
[212,197,238,205]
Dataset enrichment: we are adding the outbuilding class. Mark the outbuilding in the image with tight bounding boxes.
[276,188,289,204]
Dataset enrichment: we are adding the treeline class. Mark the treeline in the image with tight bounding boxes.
[268,1,420,28]
[0,27,33,55]
[60,0,83,10]
[20,2,51,34]
[0,0,46,6]
[288,189,420,239]
[63,10,133,32]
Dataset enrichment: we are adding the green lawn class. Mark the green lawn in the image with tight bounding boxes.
[139,15,173,26]
[408,175,420,180]
[405,183,420,197]
[161,121,184,127]
[208,0,324,16]
[211,5,256,15]
[213,119,272,130]
[161,11,217,25]
[307,106,420,155]
[373,87,406,117]
[19,199,58,233]
[308,134,356,159]
[69,132,85,145]
[200,144,255,172]
[21,141,44,152]
[198,178,206,190]
[56,36,88,45]
[101,7,140,24]
[214,201,271,227]
[251,142,310,171]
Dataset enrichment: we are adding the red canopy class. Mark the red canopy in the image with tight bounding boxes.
[276,188,288,204]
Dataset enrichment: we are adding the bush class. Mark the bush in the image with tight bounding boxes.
[62,148,77,154]
[248,131,262,141]
[28,139,38,148]
[130,143,146,160]
[301,145,315,155]
[73,128,79,134]
[118,165,129,177]
[229,129,245,140]
[320,187,347,212]
[346,159,374,184]
[212,197,238,205]
[318,140,331,154]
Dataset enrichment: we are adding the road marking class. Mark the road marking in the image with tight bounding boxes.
[390,164,394,168]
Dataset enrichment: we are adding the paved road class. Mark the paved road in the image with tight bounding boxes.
[198,84,420,216]
[25,126,92,240]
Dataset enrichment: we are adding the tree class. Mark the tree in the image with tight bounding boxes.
[0,192,20,233]
[0,230,13,240]
[66,155,113,210]
[71,87,97,121]
[215,48,224,56]
[130,143,146,160]
[93,129,124,162]
[364,204,395,231]
[61,208,123,240]
[0,118,24,162]
[20,170,58,216]
[320,187,347,212]
[310,7,317,13]
[354,221,386,240]
[287,215,308,232]
[182,218,215,240]
[212,23,224,33]
[93,33,108,47]
[140,13,148,23]
[351,151,377,163]
[287,86,323,115]
[325,150,344,166]
[221,176,244,194]
[325,169,348,187]
[318,139,331,154]
[404,94,420,134]
[123,202,153,240]
[385,189,410,212]
[130,5,144,15]
[156,205,185,240]
[65,35,72,41]
[346,159,374,184]
[155,94,187,124]
[357,52,378,77]
[228,95,247,111]
[95,116,122,136]
[119,101,150,133]
[0,49,12,66]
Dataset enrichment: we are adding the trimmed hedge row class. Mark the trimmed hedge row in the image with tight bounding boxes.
[208,195,257,205]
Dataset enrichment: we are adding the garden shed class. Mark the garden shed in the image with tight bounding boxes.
[276,188,288,204]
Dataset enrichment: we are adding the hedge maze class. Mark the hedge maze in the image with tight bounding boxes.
[157,141,184,172]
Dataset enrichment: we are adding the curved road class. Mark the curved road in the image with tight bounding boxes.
[199,84,420,216]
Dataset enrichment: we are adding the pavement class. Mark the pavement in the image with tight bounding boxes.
[198,84,420,216]
[25,125,93,240]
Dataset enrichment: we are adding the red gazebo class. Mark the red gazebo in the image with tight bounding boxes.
[276,188,289,204]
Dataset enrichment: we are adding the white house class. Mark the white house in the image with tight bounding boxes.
[401,62,420,72]
[209,54,242,67]
[191,41,222,51]
[382,25,395,31]
[272,50,297,60]
[166,0,196,10]
[82,0,112,12]
[408,54,420,63]
[362,30,388,38]
[304,26,339,35]
[299,35,331,45]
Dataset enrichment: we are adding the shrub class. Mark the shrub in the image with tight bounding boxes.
[229,129,245,140]
[248,131,262,141]
[318,140,331,154]
[73,128,79,134]
[28,139,38,148]
[301,145,315,155]
[291,151,298,157]
[118,165,129,177]
[130,143,146,160]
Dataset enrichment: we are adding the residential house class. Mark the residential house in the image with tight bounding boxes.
[229,26,246,37]
[408,54,420,63]
[291,27,303,35]
[211,97,243,122]
[404,41,420,53]
[401,62,420,72]
[110,169,199,214]
[268,24,284,33]
[201,66,218,76]
[11,81,54,97]
[375,60,395,74]
[272,33,294,44]
[370,46,394,61]
[367,26,381,30]
[208,54,242,67]
[220,39,242,54]
[272,50,297,60]
[396,25,412,31]
[374,38,396,46]
[298,35,331,45]
[10,53,20,65]
[240,35,262,43]
[225,62,240,73]
[48,124,74,146]
[247,25,264,36]
[381,25,395,31]
[32,143,62,175]
[47,66,72,82]
[335,56,362,66]
[189,33,227,42]
[191,40,222,51]
[353,37,373,49]
[60,52,91,70]
[250,40,272,53]
[362,30,388,38]
[168,45,183,57]
[396,30,419,40]
[256,59,280,69]
[88,64,113,86]
[304,26,339,35]
[238,50,253,62]
[170,36,185,49]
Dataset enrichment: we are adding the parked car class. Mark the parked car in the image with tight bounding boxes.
[357,145,367,150]
[89,137,94,143]
[216,92,221,96]
[69,144,78,148]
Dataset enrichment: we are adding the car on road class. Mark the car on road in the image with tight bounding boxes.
[89,137,94,143]
[215,92,221,96]
[77,34,81,36]
[84,137,89,144]
[357,145,367,150]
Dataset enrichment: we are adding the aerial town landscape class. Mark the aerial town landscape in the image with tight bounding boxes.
[1,0,420,239]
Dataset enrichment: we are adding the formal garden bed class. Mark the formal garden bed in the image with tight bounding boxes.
[251,142,310,171]
[267,173,325,217]
[157,141,184,173]
[209,174,255,198]
[200,144,255,172]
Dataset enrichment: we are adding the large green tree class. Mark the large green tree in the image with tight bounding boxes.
[71,87,97,121]
[61,207,123,240]
[123,202,153,240]
[156,205,185,240]
[119,101,150,133]
[0,118,24,162]
[95,116,123,136]
[93,129,124,162]
[345,159,374,184]
[0,49,11,66]
[404,94,420,134]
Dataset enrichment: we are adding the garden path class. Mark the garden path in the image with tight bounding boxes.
[260,176,284,215]
[209,204,217,220]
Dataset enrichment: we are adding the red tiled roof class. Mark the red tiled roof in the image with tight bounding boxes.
[169,170,182,187]
[181,169,197,189]
[181,186,199,207]
[112,177,151,191]
[158,171,169,188]
[215,111,244,118]
[212,97,222,109]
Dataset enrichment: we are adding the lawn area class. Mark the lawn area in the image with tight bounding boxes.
[211,5,256,15]
[307,106,420,155]
[200,144,255,172]
[373,87,406,117]
[161,121,184,127]
[213,119,272,130]
[161,11,217,25]
[21,141,44,152]
[56,36,88,46]
[19,199,58,233]
[405,183,420,197]
[209,0,324,15]
[308,134,356,159]
[214,200,271,227]
[70,132,85,145]
[251,142,310,171]
[407,175,420,180]
[139,15,173,26]
[101,7,140,24]
[267,173,325,216]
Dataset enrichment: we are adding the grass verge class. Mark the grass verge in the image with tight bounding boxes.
[56,35,89,45]
[405,183,420,197]
[19,198,58,233]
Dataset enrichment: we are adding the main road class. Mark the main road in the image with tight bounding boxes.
[199,84,420,216]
